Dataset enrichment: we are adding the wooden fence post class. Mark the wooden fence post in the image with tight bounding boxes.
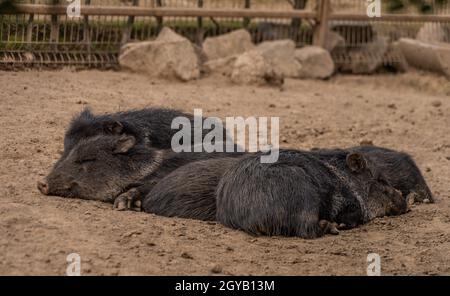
[50,0,59,43]
[84,0,92,66]
[25,0,34,43]
[155,0,163,33]
[196,0,203,45]
[122,0,139,44]
[26,14,34,43]
[313,0,331,48]
[243,0,251,28]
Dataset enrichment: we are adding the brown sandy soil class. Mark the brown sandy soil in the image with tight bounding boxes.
[0,69,449,275]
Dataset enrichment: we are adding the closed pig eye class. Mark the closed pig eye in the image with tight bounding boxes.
[76,157,96,164]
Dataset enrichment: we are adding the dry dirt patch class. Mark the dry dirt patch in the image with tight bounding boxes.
[0,69,449,275]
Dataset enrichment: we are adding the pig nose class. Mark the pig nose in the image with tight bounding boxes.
[37,180,49,195]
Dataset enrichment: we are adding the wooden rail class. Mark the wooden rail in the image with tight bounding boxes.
[330,13,450,22]
[5,4,317,19]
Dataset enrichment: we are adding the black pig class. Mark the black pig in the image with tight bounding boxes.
[37,134,243,209]
[351,146,433,203]
[312,146,434,203]
[216,149,408,238]
[62,108,234,159]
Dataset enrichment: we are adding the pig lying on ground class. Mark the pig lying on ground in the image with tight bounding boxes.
[312,146,434,203]
[142,146,419,233]
[216,149,410,238]
[38,108,241,209]
[349,146,433,203]
[144,145,430,225]
[62,108,234,157]
[37,134,243,210]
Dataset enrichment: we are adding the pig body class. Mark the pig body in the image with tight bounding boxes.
[143,157,242,221]
[216,149,408,238]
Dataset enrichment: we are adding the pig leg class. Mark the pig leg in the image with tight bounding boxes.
[113,188,142,211]
[319,220,340,235]
[408,190,431,204]
[406,192,417,209]
[113,182,157,211]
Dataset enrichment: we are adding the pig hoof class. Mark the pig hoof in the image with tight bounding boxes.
[406,193,416,210]
[407,192,419,203]
[319,220,340,235]
[338,223,347,230]
[113,188,141,212]
[329,225,339,235]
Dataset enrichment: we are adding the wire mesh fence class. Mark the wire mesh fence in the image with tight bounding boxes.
[0,0,449,71]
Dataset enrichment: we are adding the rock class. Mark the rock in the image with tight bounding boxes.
[325,31,346,53]
[431,100,442,108]
[294,46,335,79]
[360,139,374,146]
[387,103,397,109]
[256,39,301,77]
[385,41,409,72]
[230,49,283,86]
[203,29,255,60]
[349,36,389,74]
[156,27,186,42]
[210,264,223,274]
[398,38,450,79]
[181,252,193,259]
[416,22,448,44]
[203,55,238,76]
[119,27,200,81]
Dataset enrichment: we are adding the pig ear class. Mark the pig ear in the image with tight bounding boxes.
[113,136,136,154]
[104,120,123,135]
[346,152,367,173]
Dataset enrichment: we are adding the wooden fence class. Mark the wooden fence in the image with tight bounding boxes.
[1,0,449,69]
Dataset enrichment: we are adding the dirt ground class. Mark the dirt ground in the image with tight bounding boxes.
[0,69,449,275]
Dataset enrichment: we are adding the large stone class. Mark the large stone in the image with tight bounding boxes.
[203,29,255,60]
[119,27,200,81]
[156,27,186,42]
[348,36,389,74]
[325,31,346,53]
[398,38,450,78]
[203,55,238,76]
[256,39,301,77]
[416,22,449,44]
[230,49,283,86]
[385,41,408,72]
[294,46,335,79]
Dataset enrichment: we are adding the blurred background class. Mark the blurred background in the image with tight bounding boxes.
[0,0,449,73]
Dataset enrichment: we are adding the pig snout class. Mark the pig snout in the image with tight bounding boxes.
[37,180,49,195]
[37,176,78,197]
